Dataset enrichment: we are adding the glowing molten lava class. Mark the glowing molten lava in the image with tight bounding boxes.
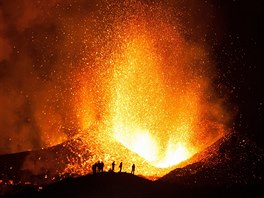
[108,24,196,168]
[63,2,229,178]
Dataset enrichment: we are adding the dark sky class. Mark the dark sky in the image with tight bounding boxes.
[212,0,264,148]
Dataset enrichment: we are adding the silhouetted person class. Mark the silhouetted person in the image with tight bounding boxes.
[97,161,104,173]
[101,161,104,172]
[97,161,101,172]
[92,163,97,175]
[131,164,135,175]
[119,162,123,172]
[112,161,116,172]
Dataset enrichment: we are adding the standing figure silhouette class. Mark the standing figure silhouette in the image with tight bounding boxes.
[131,164,135,175]
[112,161,116,172]
[119,162,123,172]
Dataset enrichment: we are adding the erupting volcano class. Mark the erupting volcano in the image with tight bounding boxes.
[0,0,233,180]
[62,1,229,177]
[1,1,263,197]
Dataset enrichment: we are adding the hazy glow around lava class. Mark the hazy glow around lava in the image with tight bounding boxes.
[104,16,200,168]
[0,0,233,180]
[62,1,229,177]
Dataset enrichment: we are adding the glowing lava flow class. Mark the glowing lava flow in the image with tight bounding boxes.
[107,19,197,168]
[63,2,229,178]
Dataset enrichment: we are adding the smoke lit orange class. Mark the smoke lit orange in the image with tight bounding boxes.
[62,2,229,178]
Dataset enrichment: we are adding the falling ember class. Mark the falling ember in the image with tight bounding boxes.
[63,1,230,178]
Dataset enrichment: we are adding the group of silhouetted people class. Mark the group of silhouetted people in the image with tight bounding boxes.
[92,160,135,175]
[92,161,104,174]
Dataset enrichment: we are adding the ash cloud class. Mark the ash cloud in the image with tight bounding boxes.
[0,0,65,154]
[0,0,228,154]
[0,0,105,154]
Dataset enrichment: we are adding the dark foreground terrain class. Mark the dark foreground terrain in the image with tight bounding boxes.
[1,172,263,198]
[1,132,264,197]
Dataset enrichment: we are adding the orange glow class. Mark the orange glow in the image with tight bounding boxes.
[61,2,229,179]
[107,26,197,168]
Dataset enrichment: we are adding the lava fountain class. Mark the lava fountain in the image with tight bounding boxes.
[107,19,197,168]
[63,1,229,178]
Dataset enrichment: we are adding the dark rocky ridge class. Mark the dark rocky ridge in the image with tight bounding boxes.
[1,132,263,197]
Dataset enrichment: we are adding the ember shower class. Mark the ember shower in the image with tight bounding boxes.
[0,0,231,177]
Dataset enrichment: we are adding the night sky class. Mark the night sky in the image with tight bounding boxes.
[212,0,263,148]
[0,0,263,154]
